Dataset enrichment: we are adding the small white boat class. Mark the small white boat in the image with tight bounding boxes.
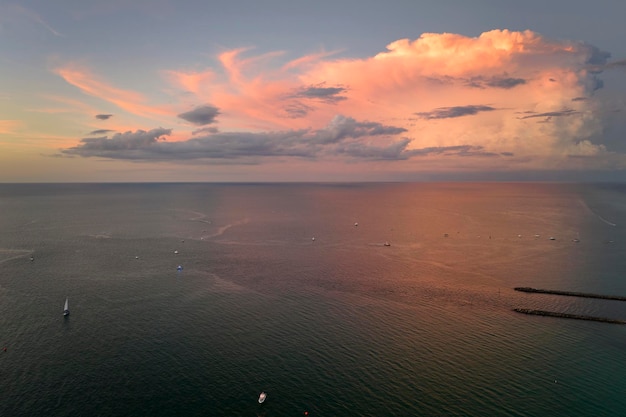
[258,391,267,403]
[63,298,70,316]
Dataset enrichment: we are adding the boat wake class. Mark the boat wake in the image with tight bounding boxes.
[578,199,617,226]
[201,218,250,239]
[0,249,34,264]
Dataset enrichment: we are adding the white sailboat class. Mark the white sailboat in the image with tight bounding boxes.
[63,298,70,316]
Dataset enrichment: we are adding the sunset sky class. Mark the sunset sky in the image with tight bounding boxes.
[2,0,626,182]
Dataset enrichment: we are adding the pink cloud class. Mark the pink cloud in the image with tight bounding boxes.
[56,29,620,173]
[181,29,610,169]
[54,64,174,120]
[0,120,23,135]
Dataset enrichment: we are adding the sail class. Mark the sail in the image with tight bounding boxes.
[64,298,69,316]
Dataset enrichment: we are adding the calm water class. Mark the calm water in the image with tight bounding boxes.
[1,183,626,416]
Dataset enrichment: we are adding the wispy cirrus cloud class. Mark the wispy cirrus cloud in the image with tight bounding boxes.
[54,64,173,120]
[1,3,63,37]
[0,120,23,134]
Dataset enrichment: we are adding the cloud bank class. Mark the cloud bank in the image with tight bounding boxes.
[58,29,626,174]
[62,116,416,161]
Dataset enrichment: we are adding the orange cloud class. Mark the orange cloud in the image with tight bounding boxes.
[55,30,620,174]
[175,29,612,170]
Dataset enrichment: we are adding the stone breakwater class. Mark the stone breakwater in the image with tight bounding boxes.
[514,287,626,301]
[513,309,626,325]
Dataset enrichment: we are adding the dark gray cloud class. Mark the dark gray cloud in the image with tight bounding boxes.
[89,129,115,135]
[604,59,626,70]
[585,45,611,67]
[518,109,579,120]
[425,75,525,89]
[60,116,415,162]
[281,83,348,118]
[283,102,314,119]
[465,76,526,89]
[588,75,604,91]
[289,83,348,104]
[177,105,220,126]
[192,126,219,136]
[571,97,587,102]
[62,128,172,158]
[335,143,503,160]
[95,114,113,120]
[336,139,414,160]
[415,105,496,120]
[409,145,500,157]
[315,116,407,144]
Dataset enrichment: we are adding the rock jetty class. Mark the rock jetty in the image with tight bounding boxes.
[513,308,626,324]
[514,287,626,301]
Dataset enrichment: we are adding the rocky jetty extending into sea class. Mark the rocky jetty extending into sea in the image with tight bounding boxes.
[514,287,626,301]
[513,308,626,324]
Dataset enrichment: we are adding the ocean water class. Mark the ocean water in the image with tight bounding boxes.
[1,182,626,416]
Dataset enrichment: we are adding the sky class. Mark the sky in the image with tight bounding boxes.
[1,0,626,182]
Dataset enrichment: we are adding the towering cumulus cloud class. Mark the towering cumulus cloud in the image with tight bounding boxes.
[62,29,623,175]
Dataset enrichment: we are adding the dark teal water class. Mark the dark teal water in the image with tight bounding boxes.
[1,183,626,416]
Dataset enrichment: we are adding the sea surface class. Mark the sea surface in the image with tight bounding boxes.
[1,182,626,416]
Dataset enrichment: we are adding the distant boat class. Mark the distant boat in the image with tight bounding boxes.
[63,298,70,316]
[258,391,267,404]
[384,241,391,247]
